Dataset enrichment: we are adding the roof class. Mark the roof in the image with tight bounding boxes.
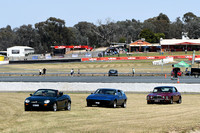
[129,40,160,46]
[160,39,200,45]
[7,46,34,49]
[129,40,151,46]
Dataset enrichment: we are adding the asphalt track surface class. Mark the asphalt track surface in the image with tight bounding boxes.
[0,76,200,83]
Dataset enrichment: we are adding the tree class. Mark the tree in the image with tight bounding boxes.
[14,25,36,47]
[35,17,72,53]
[168,17,183,39]
[0,25,16,50]
[182,12,197,23]
[139,29,156,43]
[143,13,170,38]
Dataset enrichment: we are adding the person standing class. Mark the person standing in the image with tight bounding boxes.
[43,68,46,75]
[78,69,80,76]
[39,69,42,75]
[132,68,135,76]
[71,69,74,77]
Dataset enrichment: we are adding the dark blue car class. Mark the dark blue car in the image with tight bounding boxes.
[24,89,71,111]
[86,88,127,108]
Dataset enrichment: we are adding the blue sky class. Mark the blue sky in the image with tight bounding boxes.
[0,0,200,28]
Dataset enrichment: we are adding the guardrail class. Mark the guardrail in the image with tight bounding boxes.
[0,72,171,77]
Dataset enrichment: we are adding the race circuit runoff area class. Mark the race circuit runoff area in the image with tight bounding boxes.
[0,82,200,93]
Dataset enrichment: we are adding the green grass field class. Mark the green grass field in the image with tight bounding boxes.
[1,93,200,133]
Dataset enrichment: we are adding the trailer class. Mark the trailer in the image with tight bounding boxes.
[191,68,200,78]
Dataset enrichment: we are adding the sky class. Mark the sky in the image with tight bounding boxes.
[0,0,200,29]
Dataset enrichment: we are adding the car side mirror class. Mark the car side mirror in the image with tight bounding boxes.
[30,94,32,96]
[59,92,63,96]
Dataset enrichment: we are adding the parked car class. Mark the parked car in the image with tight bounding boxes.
[24,89,71,111]
[108,69,118,76]
[171,67,182,78]
[86,88,127,108]
[146,86,182,104]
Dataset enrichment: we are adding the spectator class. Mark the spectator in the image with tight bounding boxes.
[132,68,135,76]
[78,69,80,75]
[70,69,74,76]
[39,69,42,75]
[43,68,46,75]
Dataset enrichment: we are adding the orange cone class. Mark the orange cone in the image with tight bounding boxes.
[165,74,167,78]
[177,78,180,83]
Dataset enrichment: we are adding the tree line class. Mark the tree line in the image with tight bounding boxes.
[0,12,200,53]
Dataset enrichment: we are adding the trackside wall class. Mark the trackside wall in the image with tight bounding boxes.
[0,82,200,93]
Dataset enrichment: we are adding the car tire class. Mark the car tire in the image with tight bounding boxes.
[65,101,71,111]
[177,97,182,104]
[170,98,173,104]
[113,100,117,108]
[121,100,127,108]
[87,102,92,107]
[53,103,58,112]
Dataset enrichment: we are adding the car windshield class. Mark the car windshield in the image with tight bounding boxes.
[153,87,172,93]
[94,89,116,95]
[33,90,56,97]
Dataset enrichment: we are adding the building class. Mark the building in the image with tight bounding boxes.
[128,40,160,52]
[160,33,200,52]
[7,46,34,60]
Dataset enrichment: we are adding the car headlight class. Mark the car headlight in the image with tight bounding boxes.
[162,96,165,99]
[44,100,50,104]
[166,96,169,100]
[25,99,30,103]
[150,96,153,99]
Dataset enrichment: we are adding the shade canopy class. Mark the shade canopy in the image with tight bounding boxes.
[174,61,191,67]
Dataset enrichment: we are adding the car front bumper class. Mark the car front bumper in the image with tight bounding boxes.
[24,102,54,111]
[87,99,114,106]
[147,99,171,104]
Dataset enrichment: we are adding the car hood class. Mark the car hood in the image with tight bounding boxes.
[26,96,56,101]
[87,94,116,100]
[147,93,172,97]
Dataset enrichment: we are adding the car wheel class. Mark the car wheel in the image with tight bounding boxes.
[170,98,173,104]
[87,102,92,107]
[113,100,117,108]
[53,103,58,112]
[177,97,182,104]
[121,100,127,108]
[65,102,71,111]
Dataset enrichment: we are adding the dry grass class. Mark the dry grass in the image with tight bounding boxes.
[0,59,197,74]
[0,93,200,133]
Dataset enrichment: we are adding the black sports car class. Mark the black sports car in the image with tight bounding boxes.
[24,89,71,111]
[108,69,118,76]
[86,88,127,108]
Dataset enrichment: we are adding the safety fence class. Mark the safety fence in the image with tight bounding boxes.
[81,55,200,62]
